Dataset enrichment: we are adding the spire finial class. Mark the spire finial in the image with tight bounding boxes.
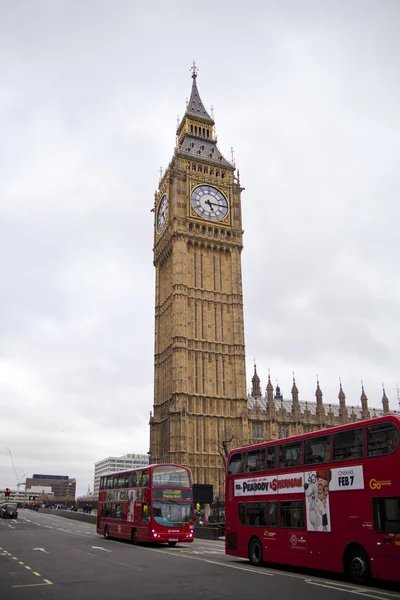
[159,166,163,182]
[361,379,364,392]
[382,382,385,394]
[293,371,295,384]
[231,147,236,166]
[316,373,319,385]
[191,61,198,80]
[210,105,214,118]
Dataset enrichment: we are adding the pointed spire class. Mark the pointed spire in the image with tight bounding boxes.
[186,61,213,123]
[338,378,347,423]
[291,372,299,395]
[382,383,389,414]
[274,378,283,400]
[315,375,324,422]
[360,380,370,420]
[251,361,261,399]
[266,373,273,392]
[266,372,275,417]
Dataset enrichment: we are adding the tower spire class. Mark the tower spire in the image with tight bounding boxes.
[186,62,213,122]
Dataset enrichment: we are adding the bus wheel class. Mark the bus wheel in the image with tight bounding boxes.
[248,537,263,566]
[131,529,137,545]
[168,542,177,547]
[345,546,371,585]
[103,526,109,540]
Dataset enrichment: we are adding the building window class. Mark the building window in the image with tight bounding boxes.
[252,422,263,440]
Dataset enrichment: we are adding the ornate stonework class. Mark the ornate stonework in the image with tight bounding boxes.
[150,67,247,495]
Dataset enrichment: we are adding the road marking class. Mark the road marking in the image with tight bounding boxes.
[33,547,49,553]
[92,546,112,552]
[305,580,399,599]
[13,582,53,588]
[25,565,31,570]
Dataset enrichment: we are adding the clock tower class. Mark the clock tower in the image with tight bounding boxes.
[150,65,248,495]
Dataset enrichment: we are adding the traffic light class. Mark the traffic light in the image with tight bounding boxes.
[5,488,11,498]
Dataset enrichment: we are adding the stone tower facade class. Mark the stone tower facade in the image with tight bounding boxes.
[149,66,247,495]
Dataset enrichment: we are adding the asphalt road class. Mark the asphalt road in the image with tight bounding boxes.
[0,510,399,600]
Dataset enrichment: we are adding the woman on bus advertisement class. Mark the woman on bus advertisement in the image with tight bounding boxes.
[304,469,332,532]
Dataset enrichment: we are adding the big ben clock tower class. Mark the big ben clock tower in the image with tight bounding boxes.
[150,65,248,495]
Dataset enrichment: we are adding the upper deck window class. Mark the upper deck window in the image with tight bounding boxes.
[333,427,364,461]
[152,465,190,488]
[246,448,265,473]
[279,441,302,468]
[228,452,246,475]
[304,435,330,465]
[267,446,277,470]
[367,421,399,457]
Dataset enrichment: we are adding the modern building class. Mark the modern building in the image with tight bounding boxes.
[25,474,76,500]
[93,454,149,497]
[149,67,398,499]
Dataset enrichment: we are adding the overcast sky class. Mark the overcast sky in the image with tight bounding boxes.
[1,1,399,496]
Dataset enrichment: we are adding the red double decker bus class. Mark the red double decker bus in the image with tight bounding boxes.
[97,463,194,546]
[225,414,400,584]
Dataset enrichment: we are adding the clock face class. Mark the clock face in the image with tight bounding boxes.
[191,185,228,221]
[157,194,168,233]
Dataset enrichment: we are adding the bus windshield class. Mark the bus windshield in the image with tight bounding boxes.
[152,501,192,527]
[152,465,190,488]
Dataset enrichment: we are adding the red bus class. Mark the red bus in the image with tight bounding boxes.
[97,463,194,546]
[225,414,400,584]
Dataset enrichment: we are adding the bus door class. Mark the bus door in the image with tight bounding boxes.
[373,496,400,572]
[134,502,150,539]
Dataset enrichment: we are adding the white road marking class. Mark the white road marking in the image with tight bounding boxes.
[91,546,112,553]
[305,580,400,599]
[33,548,49,553]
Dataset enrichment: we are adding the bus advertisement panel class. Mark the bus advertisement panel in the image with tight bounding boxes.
[97,464,194,546]
[225,415,400,584]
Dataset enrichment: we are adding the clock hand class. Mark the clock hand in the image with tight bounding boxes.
[205,199,215,211]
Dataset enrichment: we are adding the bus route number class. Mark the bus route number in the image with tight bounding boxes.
[338,475,354,486]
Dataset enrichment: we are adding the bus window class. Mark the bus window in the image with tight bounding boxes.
[266,501,278,527]
[280,501,305,529]
[142,470,149,486]
[247,448,265,473]
[279,441,302,468]
[106,476,113,490]
[152,465,191,487]
[247,502,266,526]
[367,422,399,457]
[238,503,246,525]
[130,472,139,488]
[304,435,330,465]
[373,498,400,533]
[267,446,277,470]
[142,503,150,522]
[333,427,364,461]
[228,452,246,475]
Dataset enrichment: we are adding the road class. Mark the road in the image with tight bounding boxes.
[0,510,398,600]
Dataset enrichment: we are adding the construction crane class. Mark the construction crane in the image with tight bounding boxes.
[6,448,26,489]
